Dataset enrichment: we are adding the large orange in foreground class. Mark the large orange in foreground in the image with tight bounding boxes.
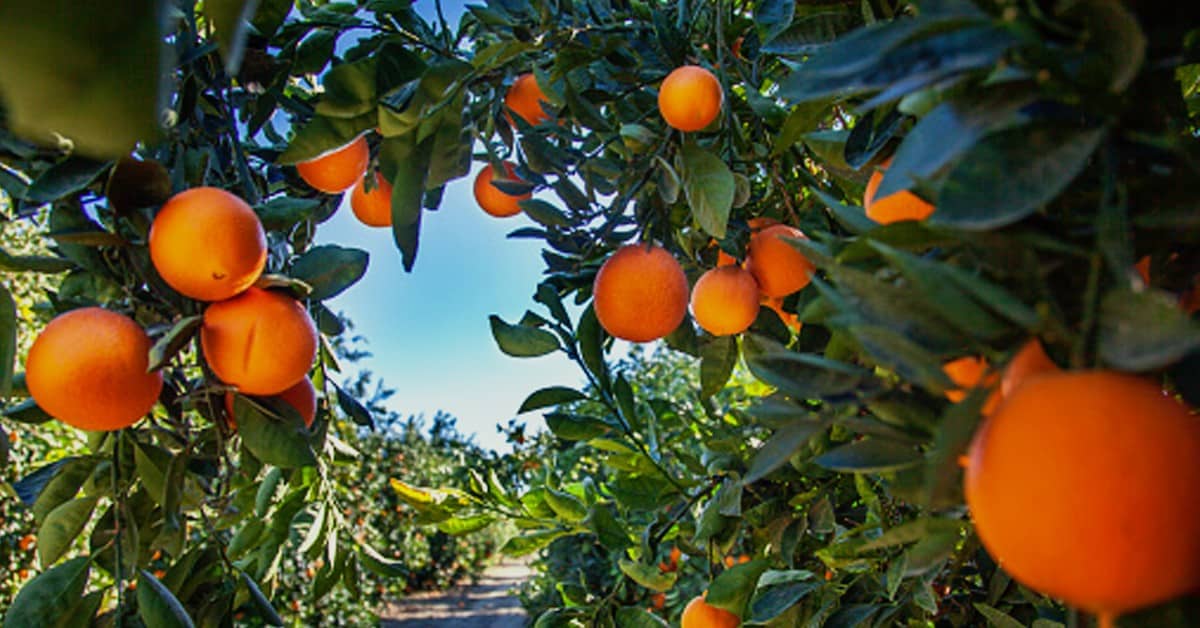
[473,162,531,218]
[593,244,688,342]
[149,187,267,302]
[201,287,318,395]
[681,594,739,628]
[745,225,814,298]
[964,371,1200,620]
[296,135,370,193]
[863,157,935,224]
[659,66,723,132]
[27,308,162,431]
[505,73,552,126]
[691,266,760,336]
[350,172,393,227]
[225,377,317,429]
[999,339,1058,398]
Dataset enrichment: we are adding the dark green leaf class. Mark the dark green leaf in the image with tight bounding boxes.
[751,580,820,623]
[255,197,321,231]
[762,11,859,55]
[814,439,922,473]
[545,488,588,523]
[681,143,735,239]
[0,248,75,273]
[707,559,770,617]
[934,125,1106,229]
[520,199,570,228]
[234,395,317,469]
[1098,287,1200,370]
[614,607,669,628]
[0,283,15,396]
[974,603,1025,628]
[501,530,568,557]
[744,421,824,484]
[138,568,196,628]
[147,315,203,372]
[544,413,612,441]
[32,457,97,524]
[490,315,560,357]
[746,338,874,401]
[5,556,90,626]
[335,384,374,428]
[38,496,98,566]
[240,571,284,626]
[577,305,610,389]
[618,558,677,592]
[25,157,110,204]
[588,504,632,551]
[519,386,587,413]
[290,244,369,301]
[277,115,373,165]
[0,1,165,156]
[317,56,378,118]
[700,335,738,398]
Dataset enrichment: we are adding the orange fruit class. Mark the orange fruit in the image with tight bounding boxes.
[669,546,681,567]
[505,73,552,126]
[225,377,317,429]
[26,307,162,431]
[350,172,393,227]
[691,266,759,336]
[737,555,750,564]
[658,66,723,132]
[473,162,531,218]
[17,534,35,551]
[745,224,814,298]
[999,339,1058,399]
[593,244,689,342]
[723,555,736,568]
[1134,255,1151,283]
[964,371,1200,618]
[201,287,318,395]
[296,135,370,193]
[650,592,666,610]
[681,594,739,628]
[149,187,267,302]
[942,356,1000,414]
[761,296,801,331]
[863,157,935,224]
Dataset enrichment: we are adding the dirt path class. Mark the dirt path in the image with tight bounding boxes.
[380,560,532,627]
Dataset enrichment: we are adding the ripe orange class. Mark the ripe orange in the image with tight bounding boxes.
[505,73,552,126]
[999,339,1058,399]
[296,135,370,193]
[942,356,999,414]
[201,287,318,395]
[761,296,802,331]
[863,157,935,224]
[149,187,267,302]
[691,266,759,336]
[473,162,531,218]
[658,66,723,132]
[745,224,814,298]
[225,377,317,429]
[1134,255,1151,283]
[350,172,393,227]
[669,546,681,567]
[681,594,739,628]
[593,244,689,342]
[650,592,666,610]
[964,371,1200,618]
[26,308,162,431]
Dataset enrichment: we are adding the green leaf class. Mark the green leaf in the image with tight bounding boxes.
[608,475,677,511]
[588,504,632,551]
[974,603,1025,628]
[25,157,110,204]
[490,315,560,357]
[255,197,322,231]
[700,335,738,398]
[357,540,406,578]
[379,132,430,271]
[681,143,735,239]
[290,244,369,301]
[754,0,795,40]
[0,1,165,157]
[520,199,571,228]
[32,457,98,524]
[707,559,770,617]
[147,315,203,372]
[814,439,922,473]
[235,396,317,469]
[277,115,373,165]
[0,283,15,396]
[858,518,965,552]
[614,607,669,628]
[1098,287,1200,371]
[501,530,568,557]
[618,558,677,592]
[520,386,586,413]
[437,514,496,536]
[744,422,824,484]
[204,0,259,75]
[745,336,875,401]
[577,305,610,389]
[6,556,90,626]
[544,489,588,523]
[0,248,75,273]
[317,56,378,119]
[56,589,105,628]
[934,124,1106,229]
[335,384,374,428]
[138,568,196,628]
[38,496,98,567]
[240,571,284,626]
[751,579,820,623]
[544,413,612,441]
[762,11,859,55]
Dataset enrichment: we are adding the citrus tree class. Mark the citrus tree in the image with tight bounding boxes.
[2,0,1200,627]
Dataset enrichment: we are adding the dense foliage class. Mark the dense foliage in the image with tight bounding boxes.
[2,0,1200,627]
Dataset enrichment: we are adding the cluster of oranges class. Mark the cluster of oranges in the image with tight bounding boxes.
[294,133,394,229]
[935,337,1200,623]
[26,186,319,432]
[592,220,812,343]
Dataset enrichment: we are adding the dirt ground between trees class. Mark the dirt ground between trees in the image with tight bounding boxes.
[380,559,532,627]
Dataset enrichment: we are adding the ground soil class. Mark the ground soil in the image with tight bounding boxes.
[380,560,532,627]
